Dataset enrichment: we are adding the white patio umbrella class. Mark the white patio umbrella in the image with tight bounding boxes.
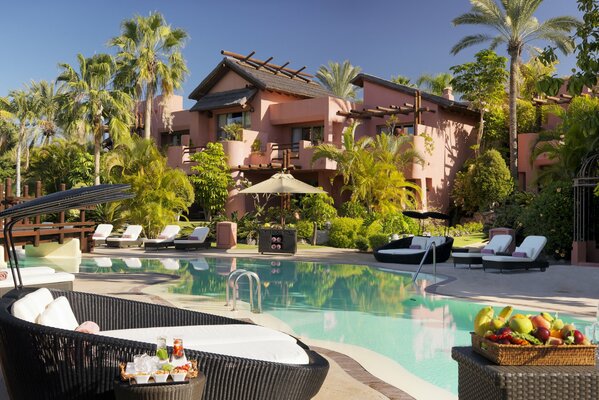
[238,172,326,226]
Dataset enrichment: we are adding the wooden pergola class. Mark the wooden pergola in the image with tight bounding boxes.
[221,50,313,83]
[531,93,573,106]
[336,90,436,135]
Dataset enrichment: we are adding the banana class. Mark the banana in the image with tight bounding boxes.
[498,306,513,320]
[474,306,495,336]
[540,312,554,322]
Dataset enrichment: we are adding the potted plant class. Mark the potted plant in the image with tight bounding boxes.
[250,138,264,164]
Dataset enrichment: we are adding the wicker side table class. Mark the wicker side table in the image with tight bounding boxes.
[114,374,206,400]
[452,347,599,400]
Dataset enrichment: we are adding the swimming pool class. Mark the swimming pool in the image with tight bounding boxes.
[19,256,591,395]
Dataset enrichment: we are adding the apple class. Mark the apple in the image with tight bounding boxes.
[530,315,551,330]
[551,319,565,331]
[547,337,563,346]
[573,330,585,345]
[509,316,534,334]
[533,327,551,343]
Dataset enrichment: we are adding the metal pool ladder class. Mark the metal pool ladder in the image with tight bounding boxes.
[412,242,437,283]
[226,269,262,313]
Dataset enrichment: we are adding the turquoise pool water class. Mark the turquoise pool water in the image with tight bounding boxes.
[19,256,591,395]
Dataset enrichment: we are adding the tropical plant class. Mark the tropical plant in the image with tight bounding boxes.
[452,0,580,179]
[0,89,36,196]
[110,12,188,139]
[30,80,60,145]
[328,217,363,248]
[316,61,361,99]
[220,123,243,141]
[299,192,337,229]
[57,53,133,185]
[104,137,194,237]
[391,75,416,87]
[189,142,233,220]
[453,149,514,213]
[27,140,94,193]
[416,73,453,95]
[534,96,599,183]
[519,56,558,100]
[450,50,508,153]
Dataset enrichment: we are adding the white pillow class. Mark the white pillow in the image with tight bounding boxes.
[411,236,428,249]
[11,288,54,323]
[37,296,79,330]
[429,236,446,246]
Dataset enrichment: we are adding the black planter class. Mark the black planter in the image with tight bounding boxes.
[258,228,297,254]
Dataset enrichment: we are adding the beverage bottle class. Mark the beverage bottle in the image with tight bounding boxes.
[171,338,187,367]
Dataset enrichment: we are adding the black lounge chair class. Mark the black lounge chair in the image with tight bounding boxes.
[374,235,454,264]
[0,288,329,400]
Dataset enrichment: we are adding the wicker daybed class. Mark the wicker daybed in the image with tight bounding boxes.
[374,235,454,264]
[0,288,329,400]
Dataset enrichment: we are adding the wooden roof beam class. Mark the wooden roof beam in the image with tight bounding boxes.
[221,50,314,78]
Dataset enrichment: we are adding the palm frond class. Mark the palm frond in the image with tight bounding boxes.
[451,34,495,54]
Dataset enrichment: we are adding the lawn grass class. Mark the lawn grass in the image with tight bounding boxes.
[453,232,487,247]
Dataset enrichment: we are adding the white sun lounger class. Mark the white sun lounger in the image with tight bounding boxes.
[92,224,113,246]
[106,225,143,248]
[143,225,181,250]
[482,235,549,272]
[174,227,211,250]
[452,234,513,268]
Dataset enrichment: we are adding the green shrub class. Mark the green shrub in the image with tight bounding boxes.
[368,233,389,250]
[355,237,369,252]
[296,220,314,241]
[380,212,419,235]
[452,149,514,213]
[300,193,337,228]
[329,217,363,248]
[491,191,535,238]
[519,181,573,259]
[340,201,368,219]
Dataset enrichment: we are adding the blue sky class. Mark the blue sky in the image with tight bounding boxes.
[0,0,581,107]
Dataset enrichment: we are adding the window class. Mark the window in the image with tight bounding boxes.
[376,123,415,136]
[291,126,324,147]
[160,130,189,147]
[216,111,251,140]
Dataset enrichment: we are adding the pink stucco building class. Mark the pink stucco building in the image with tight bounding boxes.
[148,54,479,216]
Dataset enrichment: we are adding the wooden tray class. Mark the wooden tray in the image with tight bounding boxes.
[471,333,597,366]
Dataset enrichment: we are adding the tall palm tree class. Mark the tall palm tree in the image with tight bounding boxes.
[110,12,188,140]
[391,75,416,87]
[316,61,361,100]
[416,73,454,95]
[30,80,60,145]
[57,53,133,185]
[0,89,36,197]
[452,0,580,179]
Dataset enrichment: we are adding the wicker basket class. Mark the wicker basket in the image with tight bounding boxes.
[471,333,598,366]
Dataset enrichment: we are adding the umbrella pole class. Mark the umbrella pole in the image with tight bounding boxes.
[280,194,285,228]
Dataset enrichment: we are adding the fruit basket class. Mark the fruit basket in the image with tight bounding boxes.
[471,305,598,366]
[471,333,597,366]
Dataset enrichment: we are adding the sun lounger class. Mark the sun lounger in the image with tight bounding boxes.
[374,235,454,264]
[106,225,143,248]
[452,234,513,268]
[0,269,74,296]
[92,224,113,246]
[143,225,181,250]
[482,235,549,272]
[0,288,329,400]
[174,226,211,250]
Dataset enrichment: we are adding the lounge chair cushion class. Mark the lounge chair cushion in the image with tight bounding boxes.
[411,236,428,249]
[11,288,54,323]
[100,324,309,364]
[0,272,75,289]
[37,296,79,330]
[93,224,113,239]
[429,236,446,246]
[409,245,422,249]
[482,255,534,263]
[485,234,512,253]
[378,248,425,256]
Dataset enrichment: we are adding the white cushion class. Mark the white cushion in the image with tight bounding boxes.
[452,252,482,259]
[0,272,75,288]
[99,324,308,364]
[1,267,56,277]
[37,296,79,330]
[482,255,534,263]
[410,236,428,249]
[11,288,54,323]
[108,225,142,241]
[378,248,425,255]
[189,227,209,243]
[93,224,113,239]
[428,236,446,247]
[485,235,512,253]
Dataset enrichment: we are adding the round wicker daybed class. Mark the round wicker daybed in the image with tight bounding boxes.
[0,288,329,400]
[374,235,454,264]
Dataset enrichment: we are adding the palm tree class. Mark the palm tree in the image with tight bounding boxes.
[416,73,454,95]
[57,53,133,185]
[391,75,416,87]
[0,89,36,197]
[110,12,188,140]
[316,61,361,99]
[30,80,60,145]
[452,0,580,179]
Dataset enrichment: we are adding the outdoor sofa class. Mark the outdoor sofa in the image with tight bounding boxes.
[451,234,513,269]
[482,235,549,272]
[0,288,329,400]
[374,235,454,264]
[174,226,211,250]
[143,225,181,250]
[106,225,143,248]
